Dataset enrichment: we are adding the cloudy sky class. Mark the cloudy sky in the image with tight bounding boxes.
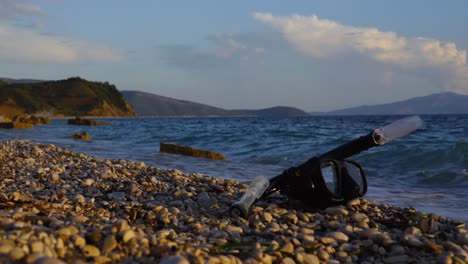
[1,0,467,112]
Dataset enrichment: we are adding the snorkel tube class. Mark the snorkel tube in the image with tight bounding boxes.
[229,116,423,218]
[320,115,423,160]
[230,176,269,218]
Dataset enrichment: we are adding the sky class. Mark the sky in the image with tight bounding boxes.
[1,0,468,112]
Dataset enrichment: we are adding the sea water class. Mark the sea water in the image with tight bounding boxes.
[1,115,466,221]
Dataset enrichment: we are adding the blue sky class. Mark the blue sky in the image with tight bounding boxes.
[1,0,468,112]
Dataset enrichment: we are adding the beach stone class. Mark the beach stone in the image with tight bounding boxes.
[457,233,468,245]
[300,234,315,244]
[437,251,454,264]
[281,257,295,264]
[9,247,26,260]
[347,199,360,207]
[390,245,406,256]
[107,192,126,200]
[325,206,348,216]
[263,212,273,223]
[225,225,243,234]
[418,216,438,233]
[82,245,100,258]
[35,257,67,264]
[122,230,136,243]
[321,237,336,245]
[325,232,349,243]
[280,242,294,253]
[83,178,95,186]
[30,241,45,253]
[405,226,422,236]
[0,243,14,254]
[317,248,330,261]
[197,192,217,209]
[94,256,112,264]
[74,235,86,248]
[425,241,443,254]
[73,194,86,204]
[299,227,314,235]
[406,235,423,247]
[443,241,462,252]
[72,215,89,223]
[86,230,103,244]
[159,255,190,264]
[50,172,60,182]
[351,212,369,223]
[383,254,409,264]
[0,140,465,264]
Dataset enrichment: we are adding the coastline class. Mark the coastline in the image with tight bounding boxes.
[0,140,466,263]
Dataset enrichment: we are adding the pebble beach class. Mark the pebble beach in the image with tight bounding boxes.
[0,140,467,264]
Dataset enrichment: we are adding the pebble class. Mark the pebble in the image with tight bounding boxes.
[351,212,369,223]
[102,235,118,255]
[406,235,424,247]
[458,233,468,245]
[0,140,465,264]
[9,247,26,260]
[383,254,409,264]
[317,248,330,261]
[35,257,67,264]
[325,232,349,243]
[122,230,136,243]
[280,242,295,253]
[82,245,100,258]
[325,207,349,216]
[281,257,295,264]
[159,255,190,264]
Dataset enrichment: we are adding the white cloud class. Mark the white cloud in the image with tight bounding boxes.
[0,24,124,64]
[0,0,123,64]
[0,0,46,20]
[254,12,468,93]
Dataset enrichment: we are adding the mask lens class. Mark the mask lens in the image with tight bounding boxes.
[320,162,339,195]
[344,161,365,194]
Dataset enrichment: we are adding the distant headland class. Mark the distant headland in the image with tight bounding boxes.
[0,77,135,118]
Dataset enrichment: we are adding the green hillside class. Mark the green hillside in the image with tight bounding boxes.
[0,77,135,117]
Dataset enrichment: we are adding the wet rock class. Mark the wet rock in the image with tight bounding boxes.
[71,132,91,140]
[160,142,226,160]
[68,117,109,126]
[0,121,34,129]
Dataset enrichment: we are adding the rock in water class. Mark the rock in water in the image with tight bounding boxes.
[0,121,34,129]
[68,117,109,126]
[160,142,226,160]
[72,132,91,140]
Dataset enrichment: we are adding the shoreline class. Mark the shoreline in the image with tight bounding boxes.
[0,140,466,263]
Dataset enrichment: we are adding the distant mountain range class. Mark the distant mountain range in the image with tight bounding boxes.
[320,92,468,115]
[3,77,468,116]
[121,90,310,117]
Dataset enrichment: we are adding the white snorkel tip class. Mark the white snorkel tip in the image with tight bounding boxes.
[372,115,423,145]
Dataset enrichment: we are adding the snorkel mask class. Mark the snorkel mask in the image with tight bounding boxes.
[230,116,423,218]
[264,158,367,209]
